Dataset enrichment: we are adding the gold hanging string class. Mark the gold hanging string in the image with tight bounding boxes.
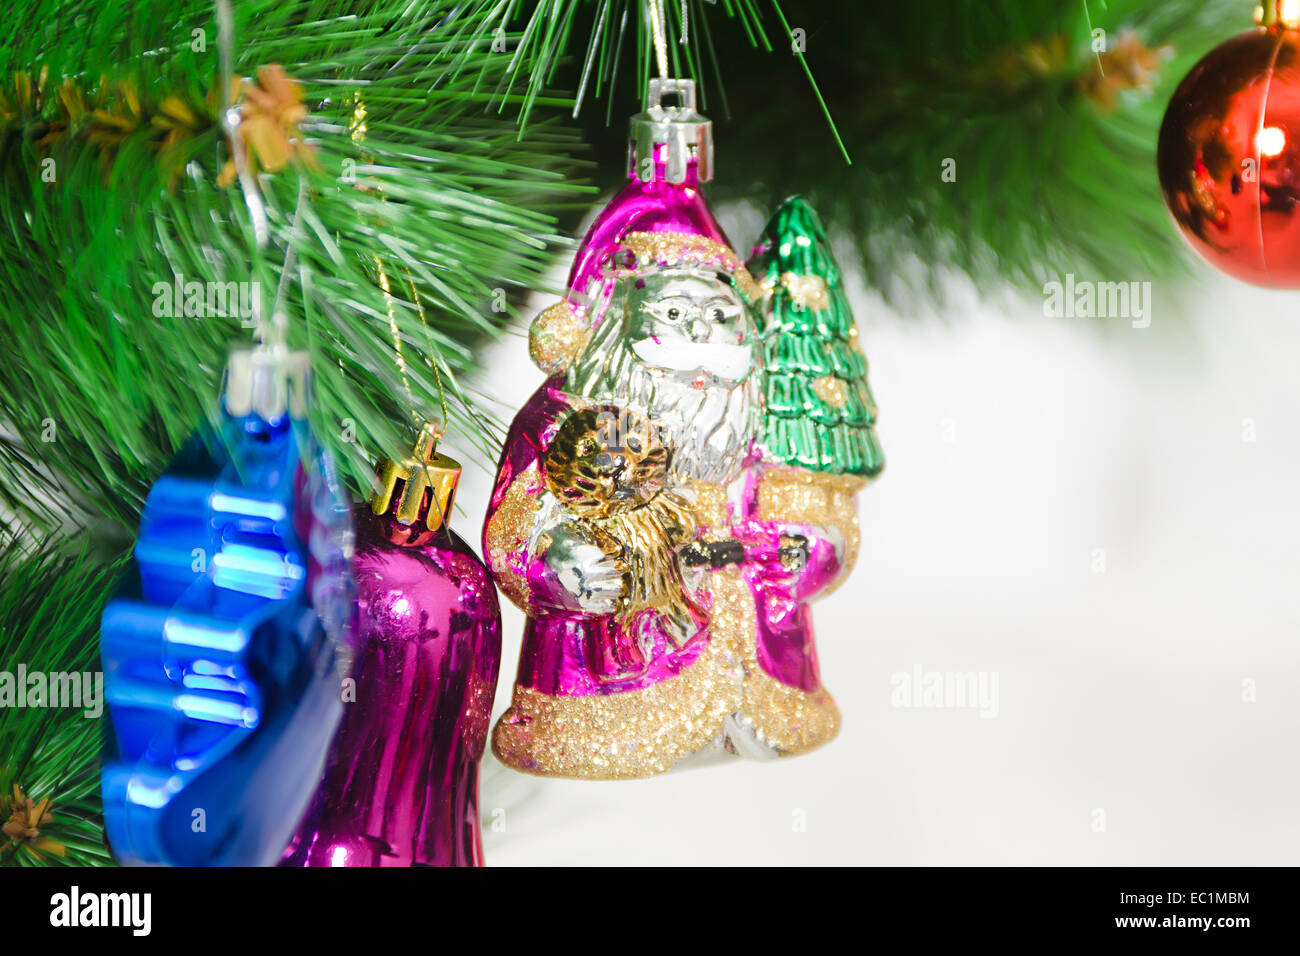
[353,91,450,441]
[352,92,418,426]
[401,271,451,440]
[647,0,670,79]
[349,93,459,532]
[375,257,423,428]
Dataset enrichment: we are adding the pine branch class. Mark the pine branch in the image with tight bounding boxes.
[0,0,592,537]
[438,0,834,134]
[546,0,1245,307]
[0,537,124,867]
[701,0,1243,304]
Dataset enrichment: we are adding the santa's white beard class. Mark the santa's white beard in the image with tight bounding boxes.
[627,358,758,485]
[567,337,760,486]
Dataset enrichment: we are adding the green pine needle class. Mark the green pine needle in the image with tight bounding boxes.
[0,0,594,537]
[439,0,843,145]
[0,537,125,867]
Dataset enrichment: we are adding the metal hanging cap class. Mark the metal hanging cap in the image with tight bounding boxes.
[222,345,310,421]
[370,420,462,531]
[629,78,713,185]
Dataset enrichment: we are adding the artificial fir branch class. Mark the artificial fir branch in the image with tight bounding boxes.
[0,540,124,867]
[559,0,1246,304]
[0,0,1233,539]
[0,3,602,863]
[0,0,593,538]
[440,0,831,133]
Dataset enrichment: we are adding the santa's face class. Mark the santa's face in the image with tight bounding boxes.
[563,261,762,485]
[624,269,753,383]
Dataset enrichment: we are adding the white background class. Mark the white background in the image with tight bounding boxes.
[446,204,1300,866]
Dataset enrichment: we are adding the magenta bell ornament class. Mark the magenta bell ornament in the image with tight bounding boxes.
[282,423,502,866]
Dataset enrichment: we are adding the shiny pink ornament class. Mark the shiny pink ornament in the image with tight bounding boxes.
[282,441,501,867]
[486,79,871,781]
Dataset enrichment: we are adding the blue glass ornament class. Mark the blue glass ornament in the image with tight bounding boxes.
[100,349,354,866]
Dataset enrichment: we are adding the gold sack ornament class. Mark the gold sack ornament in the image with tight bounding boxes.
[543,405,701,647]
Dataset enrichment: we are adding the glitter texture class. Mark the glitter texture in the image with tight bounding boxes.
[491,609,743,779]
[484,464,543,610]
[781,271,830,311]
[689,479,731,530]
[754,465,866,599]
[490,558,841,777]
[615,231,764,302]
[738,665,842,754]
[713,572,842,754]
[811,375,849,409]
[529,301,589,374]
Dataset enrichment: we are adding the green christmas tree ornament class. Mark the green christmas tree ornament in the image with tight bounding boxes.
[747,197,884,479]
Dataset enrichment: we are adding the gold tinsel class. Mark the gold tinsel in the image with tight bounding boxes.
[3,784,65,860]
[0,64,315,190]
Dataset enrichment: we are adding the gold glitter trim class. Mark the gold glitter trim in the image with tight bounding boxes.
[686,480,730,531]
[740,667,841,754]
[484,465,543,611]
[615,231,763,302]
[491,609,743,779]
[529,301,589,374]
[754,465,864,599]
[708,573,842,756]
[811,375,848,408]
[489,467,856,777]
[491,537,843,775]
[781,272,830,312]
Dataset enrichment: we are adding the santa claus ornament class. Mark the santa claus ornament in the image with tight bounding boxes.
[1158,0,1300,286]
[484,78,884,779]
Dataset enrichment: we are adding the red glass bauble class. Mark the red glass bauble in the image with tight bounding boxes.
[1158,20,1300,286]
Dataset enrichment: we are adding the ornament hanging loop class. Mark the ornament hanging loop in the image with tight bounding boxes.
[222,346,311,421]
[647,0,670,78]
[630,77,712,184]
[1258,1,1300,28]
[222,173,311,419]
[216,0,270,248]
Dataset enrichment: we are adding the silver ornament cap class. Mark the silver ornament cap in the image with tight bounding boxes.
[223,344,311,421]
[628,78,713,185]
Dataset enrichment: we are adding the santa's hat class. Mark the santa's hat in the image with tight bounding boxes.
[529,79,761,375]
